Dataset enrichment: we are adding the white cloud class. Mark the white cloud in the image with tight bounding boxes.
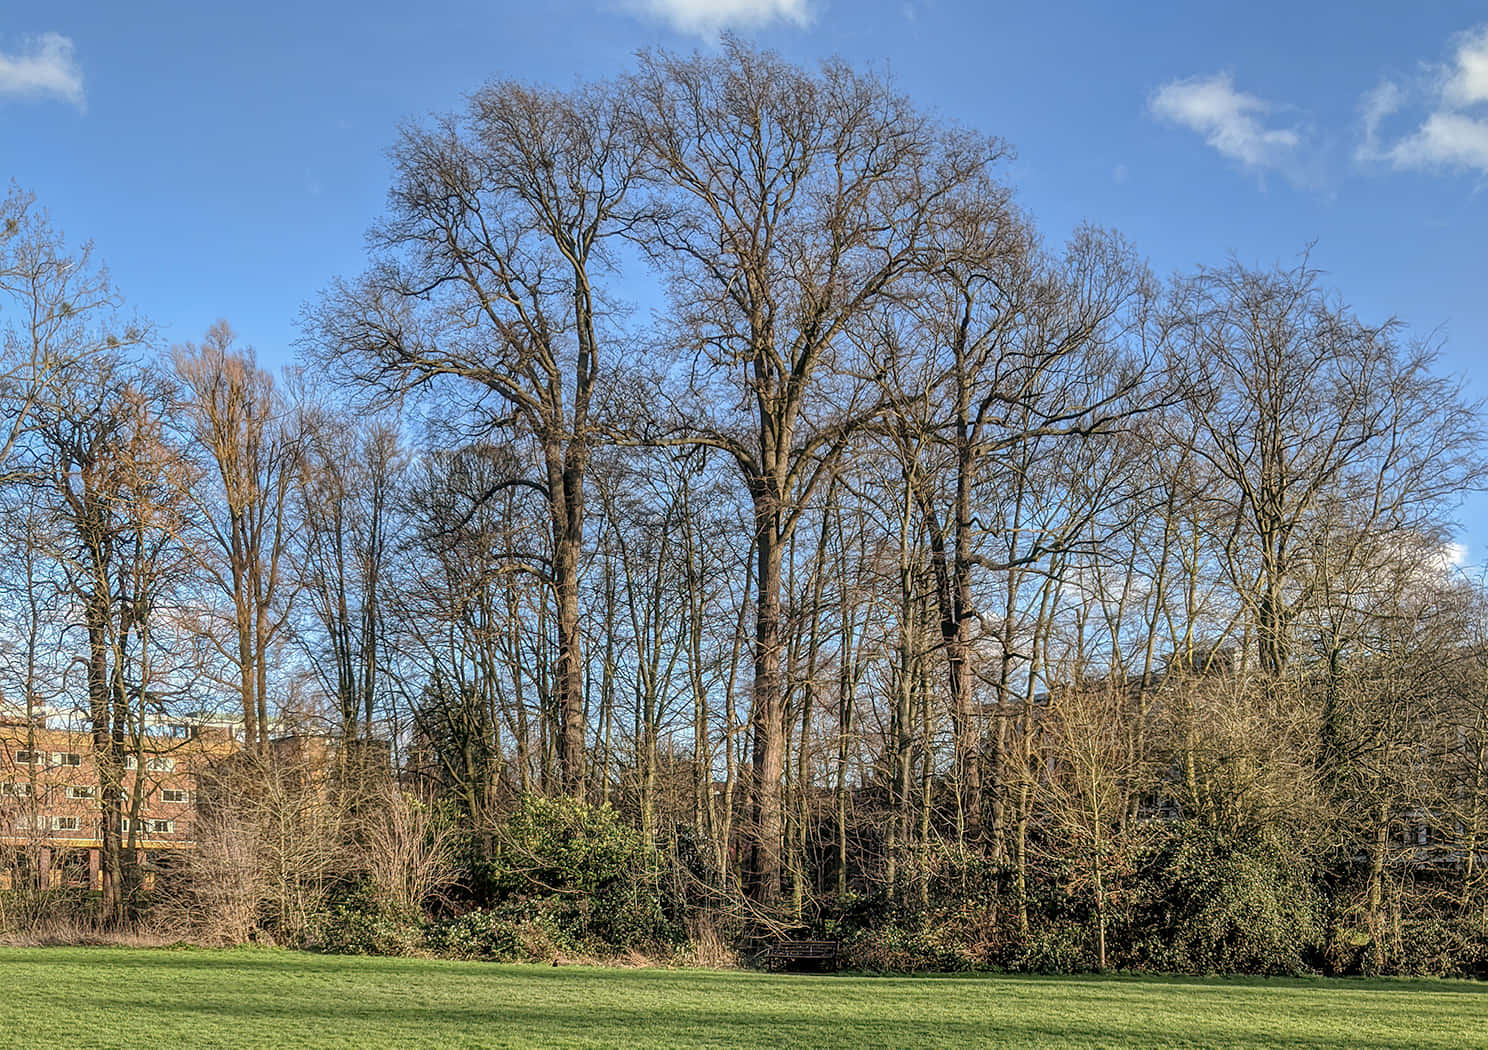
[622,0,813,37]
[1359,80,1402,151]
[1361,24,1488,176]
[1389,111,1488,172]
[0,33,84,108]
[1149,73,1304,175]
[1443,26,1488,107]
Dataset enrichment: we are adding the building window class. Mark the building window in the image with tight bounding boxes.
[145,756,175,773]
[50,752,82,767]
[149,819,174,834]
[1,782,32,798]
[14,815,47,831]
[52,816,79,832]
[13,751,44,766]
[124,756,138,770]
[161,789,188,804]
[66,785,96,800]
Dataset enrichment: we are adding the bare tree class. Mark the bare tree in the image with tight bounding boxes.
[627,39,1003,905]
[306,80,641,799]
[891,220,1158,851]
[293,409,402,750]
[174,322,298,754]
[1168,256,1483,676]
[398,440,542,820]
[36,356,193,924]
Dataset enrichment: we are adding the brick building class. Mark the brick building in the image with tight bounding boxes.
[0,713,241,891]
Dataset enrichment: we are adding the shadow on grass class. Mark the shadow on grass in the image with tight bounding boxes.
[7,946,1487,997]
[977,971,1488,996]
[50,991,1463,1050]
[1,948,1482,1049]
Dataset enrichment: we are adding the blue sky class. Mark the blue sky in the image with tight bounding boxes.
[3,0,1487,556]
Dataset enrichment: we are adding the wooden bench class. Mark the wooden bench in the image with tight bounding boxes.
[762,938,842,971]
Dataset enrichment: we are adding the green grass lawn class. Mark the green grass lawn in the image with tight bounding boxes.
[0,947,1483,1049]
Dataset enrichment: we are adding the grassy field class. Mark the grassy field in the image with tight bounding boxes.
[0,947,1483,1049]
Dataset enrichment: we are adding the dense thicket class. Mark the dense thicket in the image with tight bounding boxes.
[2,42,1487,974]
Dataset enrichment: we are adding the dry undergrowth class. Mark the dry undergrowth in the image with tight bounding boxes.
[0,918,189,949]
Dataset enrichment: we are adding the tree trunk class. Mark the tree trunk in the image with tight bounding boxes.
[551,454,587,799]
[748,508,786,905]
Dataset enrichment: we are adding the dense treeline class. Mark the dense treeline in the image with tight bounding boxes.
[3,41,1488,975]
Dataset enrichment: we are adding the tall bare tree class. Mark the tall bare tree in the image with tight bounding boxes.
[294,409,402,750]
[174,322,298,754]
[627,39,1003,904]
[306,81,640,798]
[1169,257,1482,676]
[892,219,1157,849]
[37,357,192,923]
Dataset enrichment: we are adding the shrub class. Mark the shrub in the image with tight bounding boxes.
[170,754,349,946]
[355,786,461,919]
[1137,823,1323,975]
[426,907,569,962]
[1013,922,1092,974]
[312,898,424,956]
[842,922,975,973]
[480,794,681,954]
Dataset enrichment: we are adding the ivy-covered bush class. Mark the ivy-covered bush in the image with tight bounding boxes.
[842,921,980,972]
[476,794,682,956]
[1135,823,1323,975]
[1012,921,1093,974]
[830,849,1013,973]
[312,897,424,957]
[426,905,570,962]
